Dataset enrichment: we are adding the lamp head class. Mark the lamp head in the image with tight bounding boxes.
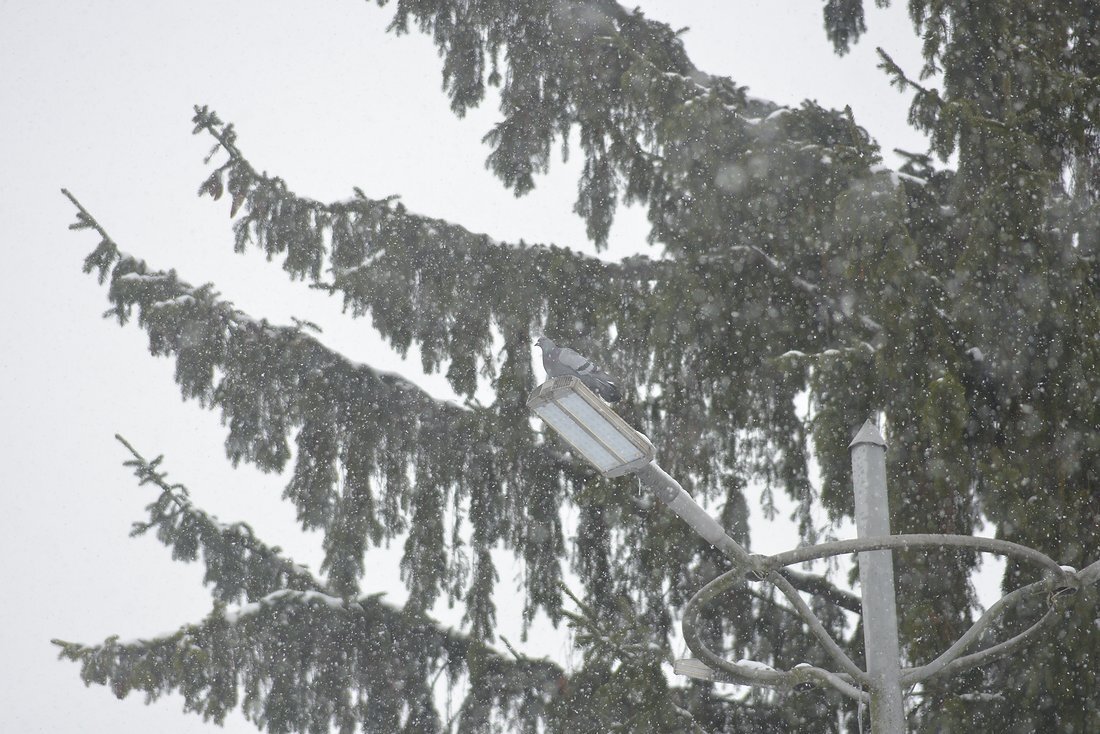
[527,376,654,477]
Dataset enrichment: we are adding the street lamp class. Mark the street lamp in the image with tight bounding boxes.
[529,377,1100,732]
[528,376,750,563]
[526,376,654,477]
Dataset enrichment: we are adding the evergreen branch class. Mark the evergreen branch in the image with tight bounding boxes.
[779,568,862,615]
[190,104,670,280]
[559,583,661,674]
[876,47,939,100]
[876,46,1012,142]
[62,187,107,234]
[722,244,882,338]
[67,195,583,620]
[498,634,524,662]
[55,437,567,731]
[115,434,189,509]
[115,435,331,601]
[559,585,715,734]
[718,232,1009,428]
[52,587,564,733]
[189,106,671,411]
[63,188,126,285]
[187,66,895,521]
[70,200,469,425]
[376,0,888,248]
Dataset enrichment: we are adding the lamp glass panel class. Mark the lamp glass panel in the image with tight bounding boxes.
[557,393,645,463]
[533,402,619,472]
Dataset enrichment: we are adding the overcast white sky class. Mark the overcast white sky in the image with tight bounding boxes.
[1,2,952,731]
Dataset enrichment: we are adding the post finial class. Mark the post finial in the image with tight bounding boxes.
[849,420,886,449]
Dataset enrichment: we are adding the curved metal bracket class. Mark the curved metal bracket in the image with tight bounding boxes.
[681,566,870,702]
[680,533,1082,700]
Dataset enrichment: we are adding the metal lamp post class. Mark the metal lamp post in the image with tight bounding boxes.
[529,377,1098,732]
[528,377,752,564]
[850,423,904,731]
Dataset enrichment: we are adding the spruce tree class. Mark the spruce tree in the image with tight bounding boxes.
[55,1,1100,731]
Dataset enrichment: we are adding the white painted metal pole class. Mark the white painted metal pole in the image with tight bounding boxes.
[850,421,906,733]
[634,462,751,567]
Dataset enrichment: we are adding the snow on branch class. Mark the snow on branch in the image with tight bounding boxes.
[65,189,584,621]
[190,106,668,395]
[191,105,669,284]
[52,585,563,732]
[53,436,566,732]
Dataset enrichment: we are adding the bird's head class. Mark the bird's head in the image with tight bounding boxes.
[535,336,554,350]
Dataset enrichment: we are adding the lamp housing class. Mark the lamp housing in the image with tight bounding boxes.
[527,376,654,477]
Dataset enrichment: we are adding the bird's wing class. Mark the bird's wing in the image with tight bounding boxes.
[555,346,597,374]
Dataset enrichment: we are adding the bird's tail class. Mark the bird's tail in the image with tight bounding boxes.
[584,374,622,403]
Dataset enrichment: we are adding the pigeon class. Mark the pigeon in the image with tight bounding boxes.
[535,336,623,403]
